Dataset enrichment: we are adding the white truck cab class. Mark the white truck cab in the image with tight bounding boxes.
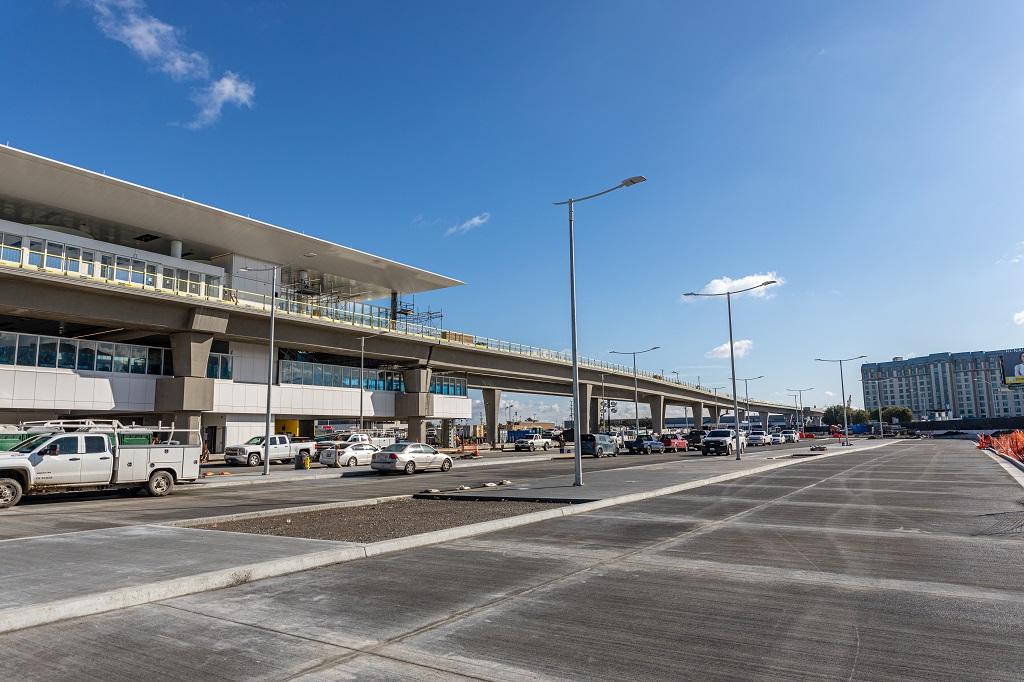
[0,419,201,509]
[223,434,315,467]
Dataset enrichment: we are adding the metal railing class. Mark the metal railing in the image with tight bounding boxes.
[0,247,795,409]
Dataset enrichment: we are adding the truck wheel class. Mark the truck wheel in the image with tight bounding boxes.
[530,444,536,452]
[543,443,549,451]
[246,453,260,467]
[0,477,23,509]
[403,461,416,475]
[595,448,603,458]
[147,471,174,497]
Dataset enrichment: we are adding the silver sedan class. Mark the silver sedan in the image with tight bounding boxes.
[321,442,379,468]
[370,442,453,475]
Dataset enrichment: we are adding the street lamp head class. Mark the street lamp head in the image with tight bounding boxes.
[621,176,647,187]
[761,280,777,287]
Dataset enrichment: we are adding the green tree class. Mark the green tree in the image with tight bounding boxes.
[881,406,913,424]
[848,408,870,425]
[822,404,845,426]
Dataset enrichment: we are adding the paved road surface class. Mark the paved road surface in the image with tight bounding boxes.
[6,439,1022,681]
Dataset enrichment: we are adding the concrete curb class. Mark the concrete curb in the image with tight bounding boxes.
[0,440,896,634]
[159,494,415,528]
[984,449,1024,488]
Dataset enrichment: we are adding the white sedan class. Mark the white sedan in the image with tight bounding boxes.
[321,442,379,468]
[371,442,453,475]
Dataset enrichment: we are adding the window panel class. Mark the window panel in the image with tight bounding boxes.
[147,347,163,375]
[15,335,39,366]
[1,233,22,263]
[188,272,201,295]
[163,349,174,376]
[57,339,77,369]
[219,355,232,380]
[65,246,81,273]
[115,256,131,282]
[130,260,146,285]
[81,250,94,276]
[113,344,131,373]
[100,254,114,279]
[162,267,175,290]
[145,263,158,287]
[27,239,43,267]
[207,354,220,379]
[96,343,114,372]
[130,345,147,374]
[0,332,16,365]
[35,336,56,368]
[77,341,97,371]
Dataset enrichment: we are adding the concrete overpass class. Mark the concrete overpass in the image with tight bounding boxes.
[0,265,820,442]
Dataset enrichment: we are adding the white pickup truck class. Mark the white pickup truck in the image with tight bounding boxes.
[224,434,314,467]
[0,420,201,509]
[514,433,554,452]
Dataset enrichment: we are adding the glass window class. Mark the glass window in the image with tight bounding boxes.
[219,355,232,380]
[57,339,77,369]
[313,364,323,386]
[0,332,16,365]
[37,333,58,366]
[205,275,221,298]
[28,239,43,267]
[162,267,175,290]
[113,344,131,373]
[51,436,80,456]
[81,251,95,276]
[65,246,81,273]
[16,334,39,366]
[145,263,158,287]
[100,254,114,279]
[115,256,131,282]
[84,436,108,454]
[163,349,174,376]
[96,342,114,372]
[177,269,189,293]
[77,341,97,371]
[207,354,220,379]
[45,242,64,270]
[130,345,147,374]
[301,362,313,386]
[147,347,163,375]
[1,233,22,263]
[188,272,201,295]
[131,260,146,285]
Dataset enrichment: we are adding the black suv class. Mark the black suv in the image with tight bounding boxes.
[685,430,705,450]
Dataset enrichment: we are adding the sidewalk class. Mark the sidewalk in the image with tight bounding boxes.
[0,440,895,633]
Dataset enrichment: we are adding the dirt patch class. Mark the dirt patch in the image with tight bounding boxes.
[198,498,563,543]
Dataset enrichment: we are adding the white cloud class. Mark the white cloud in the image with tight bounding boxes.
[91,0,209,80]
[445,213,491,237]
[188,71,255,129]
[825,390,835,397]
[86,0,254,128]
[705,339,753,359]
[1014,310,1024,326]
[685,272,784,301]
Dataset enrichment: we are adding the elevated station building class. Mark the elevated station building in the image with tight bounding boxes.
[0,146,470,449]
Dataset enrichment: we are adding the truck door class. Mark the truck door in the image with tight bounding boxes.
[34,435,83,485]
[80,435,114,484]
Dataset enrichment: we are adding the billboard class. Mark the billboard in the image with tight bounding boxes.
[1000,349,1024,388]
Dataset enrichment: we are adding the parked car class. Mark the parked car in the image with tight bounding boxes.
[659,434,689,452]
[701,429,746,456]
[224,434,313,466]
[320,442,379,468]
[770,433,786,445]
[747,430,771,446]
[371,442,453,475]
[781,430,799,443]
[581,433,619,458]
[685,430,705,451]
[515,433,554,452]
[628,435,666,455]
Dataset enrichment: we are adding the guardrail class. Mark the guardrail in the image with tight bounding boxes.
[0,249,799,410]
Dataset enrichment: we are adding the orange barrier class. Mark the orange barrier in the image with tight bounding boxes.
[985,430,1024,463]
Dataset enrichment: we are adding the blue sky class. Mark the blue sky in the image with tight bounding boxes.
[2,1,1022,420]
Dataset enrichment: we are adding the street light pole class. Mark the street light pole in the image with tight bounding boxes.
[600,373,607,432]
[356,331,389,433]
[731,375,765,428]
[685,280,777,461]
[785,387,814,433]
[241,264,280,476]
[816,356,866,446]
[610,346,660,437]
[555,176,646,487]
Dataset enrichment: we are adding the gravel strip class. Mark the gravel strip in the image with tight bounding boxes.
[198,498,563,543]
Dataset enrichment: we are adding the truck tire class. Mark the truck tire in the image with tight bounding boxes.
[543,443,549,451]
[147,471,174,497]
[246,453,261,467]
[0,477,23,509]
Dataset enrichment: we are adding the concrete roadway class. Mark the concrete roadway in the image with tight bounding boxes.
[2,440,822,541]
[6,439,1023,681]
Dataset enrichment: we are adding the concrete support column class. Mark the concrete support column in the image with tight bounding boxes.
[590,397,601,433]
[483,388,501,447]
[687,401,704,429]
[406,416,427,443]
[171,412,202,445]
[708,405,721,427]
[574,383,593,436]
[648,395,665,433]
[759,411,770,431]
[439,419,455,448]
[169,332,213,378]
[396,368,433,433]
[737,409,747,428]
